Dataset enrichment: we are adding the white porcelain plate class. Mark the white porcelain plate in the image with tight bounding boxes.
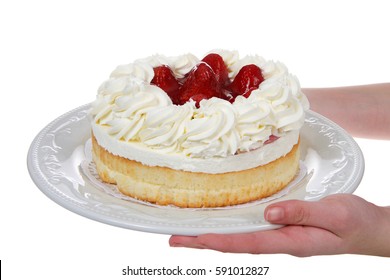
[27,104,364,235]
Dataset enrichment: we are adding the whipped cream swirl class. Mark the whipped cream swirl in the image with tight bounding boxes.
[181,98,240,158]
[91,50,309,159]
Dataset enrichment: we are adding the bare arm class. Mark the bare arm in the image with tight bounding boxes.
[303,83,390,139]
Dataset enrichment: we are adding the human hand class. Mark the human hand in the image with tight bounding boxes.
[169,194,390,257]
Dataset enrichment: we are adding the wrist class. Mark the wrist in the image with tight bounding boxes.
[373,206,390,257]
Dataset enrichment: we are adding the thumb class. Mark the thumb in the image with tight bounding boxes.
[264,199,338,229]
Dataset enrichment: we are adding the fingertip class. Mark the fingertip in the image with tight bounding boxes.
[169,236,206,249]
[264,206,285,222]
[264,200,310,225]
[265,199,328,227]
[169,235,182,247]
[169,235,193,247]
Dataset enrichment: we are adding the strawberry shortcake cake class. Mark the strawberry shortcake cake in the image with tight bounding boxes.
[90,50,309,208]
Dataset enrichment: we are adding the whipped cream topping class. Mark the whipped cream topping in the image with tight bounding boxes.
[90,50,309,172]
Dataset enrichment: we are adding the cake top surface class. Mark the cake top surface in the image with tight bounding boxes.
[90,50,309,160]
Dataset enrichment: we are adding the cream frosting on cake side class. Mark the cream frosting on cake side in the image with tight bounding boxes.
[92,122,299,173]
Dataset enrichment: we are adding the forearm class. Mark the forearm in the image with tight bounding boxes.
[358,205,390,257]
[303,83,390,139]
[379,206,390,257]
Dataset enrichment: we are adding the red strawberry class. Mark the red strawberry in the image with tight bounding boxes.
[201,53,229,86]
[178,62,222,107]
[264,135,279,145]
[228,64,264,98]
[151,65,180,103]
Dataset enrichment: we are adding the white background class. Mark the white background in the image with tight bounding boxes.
[1,0,389,279]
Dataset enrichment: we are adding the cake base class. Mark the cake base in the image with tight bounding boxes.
[92,135,300,208]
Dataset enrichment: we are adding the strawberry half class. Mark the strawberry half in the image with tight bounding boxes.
[228,64,264,98]
[264,135,279,145]
[151,65,180,103]
[178,62,222,107]
[201,53,229,86]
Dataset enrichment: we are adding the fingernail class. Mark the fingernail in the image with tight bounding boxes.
[265,207,284,222]
[170,242,183,248]
[170,241,206,249]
